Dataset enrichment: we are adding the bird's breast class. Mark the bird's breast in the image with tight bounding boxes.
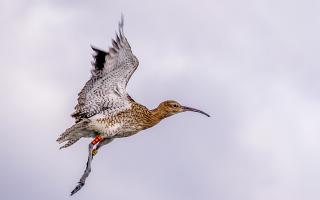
[89,103,154,138]
[89,116,145,138]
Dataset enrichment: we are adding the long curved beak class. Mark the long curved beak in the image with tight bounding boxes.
[182,106,210,117]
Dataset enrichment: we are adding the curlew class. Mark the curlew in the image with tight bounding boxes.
[57,16,210,196]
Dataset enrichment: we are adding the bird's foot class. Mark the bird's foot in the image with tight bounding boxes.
[70,181,84,196]
[92,149,98,157]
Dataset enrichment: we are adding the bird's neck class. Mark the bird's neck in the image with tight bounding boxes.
[150,106,171,125]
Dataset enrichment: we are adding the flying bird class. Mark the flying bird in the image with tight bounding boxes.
[57,16,210,196]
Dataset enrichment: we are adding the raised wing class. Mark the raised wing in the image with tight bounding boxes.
[72,16,139,122]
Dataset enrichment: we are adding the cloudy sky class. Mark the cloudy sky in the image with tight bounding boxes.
[1,0,320,199]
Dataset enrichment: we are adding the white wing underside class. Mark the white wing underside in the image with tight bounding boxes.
[72,17,139,122]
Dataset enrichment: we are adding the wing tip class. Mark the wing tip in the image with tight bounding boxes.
[120,13,124,27]
[119,14,124,37]
[91,45,105,53]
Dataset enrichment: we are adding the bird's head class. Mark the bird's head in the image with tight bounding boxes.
[155,100,210,119]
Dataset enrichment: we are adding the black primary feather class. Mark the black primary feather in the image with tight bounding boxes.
[91,46,107,70]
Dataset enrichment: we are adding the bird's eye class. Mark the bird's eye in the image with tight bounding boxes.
[173,104,178,107]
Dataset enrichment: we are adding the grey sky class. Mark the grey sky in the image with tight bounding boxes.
[1,0,320,199]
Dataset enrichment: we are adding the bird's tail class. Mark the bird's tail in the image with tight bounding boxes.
[56,119,91,149]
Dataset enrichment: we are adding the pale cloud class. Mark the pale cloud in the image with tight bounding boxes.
[1,0,320,200]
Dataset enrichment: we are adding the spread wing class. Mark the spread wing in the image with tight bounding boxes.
[72,16,139,122]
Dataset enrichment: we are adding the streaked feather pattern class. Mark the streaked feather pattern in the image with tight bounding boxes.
[72,16,139,122]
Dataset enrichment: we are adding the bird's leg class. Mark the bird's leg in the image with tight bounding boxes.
[70,135,103,196]
[92,138,114,157]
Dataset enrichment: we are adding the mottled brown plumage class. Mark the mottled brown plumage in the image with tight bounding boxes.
[57,16,210,196]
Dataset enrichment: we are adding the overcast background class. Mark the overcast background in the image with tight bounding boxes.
[1,0,320,199]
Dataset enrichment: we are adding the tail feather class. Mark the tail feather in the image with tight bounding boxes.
[57,119,90,149]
